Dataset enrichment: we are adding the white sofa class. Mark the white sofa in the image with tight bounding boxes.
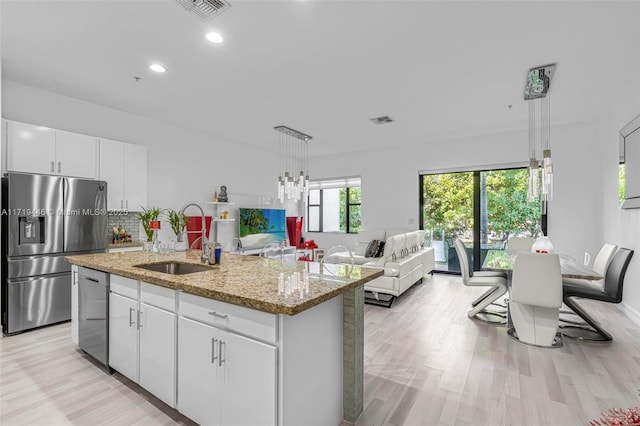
[324,229,435,298]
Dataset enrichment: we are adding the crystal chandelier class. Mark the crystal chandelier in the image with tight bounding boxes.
[275,125,311,203]
[525,64,556,207]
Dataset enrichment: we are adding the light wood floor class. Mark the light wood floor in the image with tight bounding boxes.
[2,274,640,425]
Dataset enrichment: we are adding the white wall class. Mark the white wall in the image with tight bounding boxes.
[307,121,604,259]
[1,80,282,245]
[601,70,640,320]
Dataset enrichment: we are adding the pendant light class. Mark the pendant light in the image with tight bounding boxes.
[525,64,556,207]
[275,125,311,203]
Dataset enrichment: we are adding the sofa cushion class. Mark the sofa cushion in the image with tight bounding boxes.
[373,240,385,257]
[365,240,378,257]
[405,232,417,253]
[354,230,386,256]
[392,234,406,259]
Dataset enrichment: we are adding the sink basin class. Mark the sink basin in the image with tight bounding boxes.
[133,261,213,275]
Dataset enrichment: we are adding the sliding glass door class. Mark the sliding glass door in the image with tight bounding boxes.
[421,167,544,273]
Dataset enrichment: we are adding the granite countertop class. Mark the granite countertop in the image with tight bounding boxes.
[65,250,383,315]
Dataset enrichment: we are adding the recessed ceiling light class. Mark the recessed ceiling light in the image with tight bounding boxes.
[149,64,166,73]
[205,32,224,44]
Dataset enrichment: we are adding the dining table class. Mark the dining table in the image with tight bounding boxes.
[481,249,602,346]
[482,249,603,280]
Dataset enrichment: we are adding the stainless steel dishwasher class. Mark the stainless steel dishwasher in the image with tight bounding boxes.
[78,266,110,371]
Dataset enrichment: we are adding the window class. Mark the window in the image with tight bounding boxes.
[307,177,361,233]
[420,167,545,273]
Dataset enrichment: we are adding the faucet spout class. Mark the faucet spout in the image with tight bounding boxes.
[179,203,209,264]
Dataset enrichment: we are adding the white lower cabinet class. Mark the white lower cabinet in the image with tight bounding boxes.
[220,330,277,426]
[177,317,222,426]
[139,302,176,407]
[108,276,176,408]
[109,292,139,381]
[177,292,278,426]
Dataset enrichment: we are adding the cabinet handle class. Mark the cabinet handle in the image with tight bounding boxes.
[50,161,55,173]
[128,307,135,327]
[72,270,77,285]
[211,338,218,364]
[219,340,226,366]
[125,200,128,210]
[208,311,229,320]
[57,161,61,173]
[120,200,123,209]
[137,310,143,329]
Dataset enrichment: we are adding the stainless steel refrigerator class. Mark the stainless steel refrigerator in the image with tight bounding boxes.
[1,172,107,335]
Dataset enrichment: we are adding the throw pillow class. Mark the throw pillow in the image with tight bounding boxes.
[373,241,385,258]
[365,240,378,258]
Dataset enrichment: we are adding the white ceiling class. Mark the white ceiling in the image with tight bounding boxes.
[2,0,639,158]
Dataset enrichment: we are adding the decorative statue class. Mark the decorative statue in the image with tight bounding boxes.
[218,185,229,202]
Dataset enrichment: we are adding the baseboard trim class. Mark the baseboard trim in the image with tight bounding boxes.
[620,301,640,327]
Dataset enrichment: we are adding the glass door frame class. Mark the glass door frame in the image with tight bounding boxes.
[419,165,548,273]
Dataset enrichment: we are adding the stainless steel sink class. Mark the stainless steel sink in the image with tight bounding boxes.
[133,261,213,275]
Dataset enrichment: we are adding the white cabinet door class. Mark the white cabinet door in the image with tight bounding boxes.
[6,120,56,174]
[220,331,277,426]
[56,129,97,179]
[109,292,139,381]
[139,303,176,408]
[178,317,221,426]
[123,143,147,211]
[99,139,125,210]
[71,265,79,345]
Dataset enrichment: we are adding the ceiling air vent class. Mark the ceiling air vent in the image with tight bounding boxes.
[369,116,394,125]
[175,0,231,21]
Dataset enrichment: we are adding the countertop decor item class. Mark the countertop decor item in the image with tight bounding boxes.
[168,208,188,251]
[531,235,554,254]
[137,206,164,242]
[218,185,228,202]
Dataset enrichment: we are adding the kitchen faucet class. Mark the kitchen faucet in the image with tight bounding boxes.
[179,203,209,264]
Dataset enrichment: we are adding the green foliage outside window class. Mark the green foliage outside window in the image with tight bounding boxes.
[422,169,541,248]
[339,187,361,233]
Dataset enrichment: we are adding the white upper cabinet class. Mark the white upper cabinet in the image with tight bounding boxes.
[124,143,148,212]
[5,120,56,175]
[99,139,126,210]
[4,120,97,179]
[55,129,98,178]
[99,138,147,211]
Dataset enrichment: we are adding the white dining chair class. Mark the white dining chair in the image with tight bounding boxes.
[509,252,563,347]
[562,243,617,291]
[453,239,507,324]
[506,237,535,255]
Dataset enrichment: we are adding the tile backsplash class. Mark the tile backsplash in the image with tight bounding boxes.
[107,212,141,243]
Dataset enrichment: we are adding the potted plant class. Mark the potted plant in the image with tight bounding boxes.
[137,206,164,244]
[167,208,188,251]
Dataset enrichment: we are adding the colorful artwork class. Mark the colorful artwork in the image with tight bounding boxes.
[238,208,286,249]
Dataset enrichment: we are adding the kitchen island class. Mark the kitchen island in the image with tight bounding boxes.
[65,250,383,426]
